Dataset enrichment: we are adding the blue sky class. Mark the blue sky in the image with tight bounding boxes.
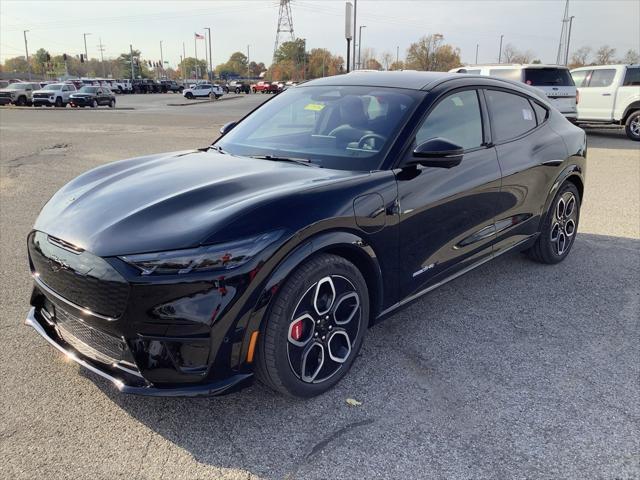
[1,0,638,67]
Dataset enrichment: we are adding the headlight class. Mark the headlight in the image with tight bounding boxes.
[119,231,282,275]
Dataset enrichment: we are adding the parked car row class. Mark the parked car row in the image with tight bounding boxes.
[0,81,116,108]
[251,80,299,94]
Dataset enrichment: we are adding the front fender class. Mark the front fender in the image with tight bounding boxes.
[233,229,383,370]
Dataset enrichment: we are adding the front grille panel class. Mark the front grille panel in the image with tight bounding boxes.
[0,92,12,98]
[56,307,126,365]
[28,231,130,318]
[33,93,50,99]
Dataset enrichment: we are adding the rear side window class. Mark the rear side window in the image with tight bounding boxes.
[623,68,640,86]
[489,69,521,81]
[416,90,483,150]
[485,90,537,142]
[586,69,616,87]
[571,70,589,87]
[524,68,574,86]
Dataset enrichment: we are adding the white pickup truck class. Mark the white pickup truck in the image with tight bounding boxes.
[570,64,640,141]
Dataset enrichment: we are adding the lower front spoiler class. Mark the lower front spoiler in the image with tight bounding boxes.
[25,307,252,397]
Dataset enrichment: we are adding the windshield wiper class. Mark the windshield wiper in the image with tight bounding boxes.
[249,155,318,167]
[203,144,227,154]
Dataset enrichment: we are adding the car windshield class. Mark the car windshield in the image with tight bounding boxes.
[216,85,420,171]
[7,83,27,90]
[79,86,99,93]
[524,68,574,86]
[44,84,63,90]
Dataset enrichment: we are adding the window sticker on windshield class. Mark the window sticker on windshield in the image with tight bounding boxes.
[452,96,463,106]
[522,109,533,121]
[304,103,325,111]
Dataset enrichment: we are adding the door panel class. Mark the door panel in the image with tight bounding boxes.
[576,68,618,120]
[396,147,501,297]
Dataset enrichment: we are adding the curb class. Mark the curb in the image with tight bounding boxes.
[167,95,245,107]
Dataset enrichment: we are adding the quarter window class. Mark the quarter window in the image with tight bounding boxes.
[532,102,548,125]
[416,90,483,150]
[623,68,640,86]
[485,90,537,142]
[586,69,616,87]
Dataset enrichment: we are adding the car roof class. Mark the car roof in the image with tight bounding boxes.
[302,70,463,90]
[571,64,639,72]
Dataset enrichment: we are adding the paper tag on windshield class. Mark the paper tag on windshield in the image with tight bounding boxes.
[304,103,325,111]
[523,109,533,121]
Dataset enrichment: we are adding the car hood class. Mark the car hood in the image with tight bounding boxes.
[34,149,354,256]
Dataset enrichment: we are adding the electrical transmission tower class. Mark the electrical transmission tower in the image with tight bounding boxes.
[273,0,295,62]
[556,0,571,65]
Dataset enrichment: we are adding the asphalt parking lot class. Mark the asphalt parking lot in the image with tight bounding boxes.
[0,95,638,480]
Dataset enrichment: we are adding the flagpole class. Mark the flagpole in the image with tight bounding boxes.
[194,34,199,79]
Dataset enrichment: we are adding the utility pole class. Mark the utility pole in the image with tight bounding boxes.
[475,43,479,64]
[159,40,164,79]
[247,45,251,79]
[357,25,366,69]
[83,33,91,61]
[183,42,187,83]
[97,37,106,77]
[204,27,213,80]
[129,44,135,80]
[352,0,357,71]
[498,34,504,63]
[396,45,399,66]
[556,0,571,65]
[345,1,353,73]
[23,30,31,80]
[565,16,575,65]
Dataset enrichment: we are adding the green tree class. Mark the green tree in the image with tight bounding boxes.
[33,48,50,75]
[405,34,461,71]
[180,57,207,80]
[270,39,308,80]
[248,61,267,78]
[216,51,249,78]
[117,50,152,79]
[307,48,343,78]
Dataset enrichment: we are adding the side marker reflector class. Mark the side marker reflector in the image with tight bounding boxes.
[247,331,259,363]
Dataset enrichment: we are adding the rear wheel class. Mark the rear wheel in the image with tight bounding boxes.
[256,254,368,398]
[625,111,640,141]
[91,99,98,108]
[16,96,26,106]
[185,92,193,99]
[527,182,580,264]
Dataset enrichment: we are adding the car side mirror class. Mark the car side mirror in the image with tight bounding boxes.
[404,137,464,169]
[219,121,237,135]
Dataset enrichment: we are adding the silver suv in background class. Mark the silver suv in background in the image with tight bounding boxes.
[570,64,640,141]
[32,83,77,107]
[0,82,42,106]
[450,64,578,122]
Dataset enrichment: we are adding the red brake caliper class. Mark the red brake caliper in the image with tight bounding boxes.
[291,319,304,341]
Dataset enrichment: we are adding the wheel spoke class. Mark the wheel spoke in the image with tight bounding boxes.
[333,292,360,325]
[556,197,565,220]
[557,231,566,255]
[301,342,325,383]
[564,219,576,237]
[550,222,560,242]
[327,329,351,364]
[565,195,576,218]
[313,276,336,315]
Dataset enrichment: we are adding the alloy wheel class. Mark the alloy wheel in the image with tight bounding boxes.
[550,191,577,256]
[630,116,640,138]
[287,275,361,384]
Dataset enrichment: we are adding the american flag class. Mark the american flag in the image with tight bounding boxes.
[195,33,205,40]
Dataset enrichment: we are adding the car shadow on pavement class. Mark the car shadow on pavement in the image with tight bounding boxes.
[88,233,640,479]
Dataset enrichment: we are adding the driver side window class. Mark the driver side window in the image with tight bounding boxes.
[416,90,483,150]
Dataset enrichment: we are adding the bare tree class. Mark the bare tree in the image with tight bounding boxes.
[569,46,592,68]
[405,34,461,72]
[381,51,394,70]
[595,45,616,64]
[502,44,535,63]
[621,49,640,64]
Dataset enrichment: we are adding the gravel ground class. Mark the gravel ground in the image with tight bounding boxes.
[0,98,638,480]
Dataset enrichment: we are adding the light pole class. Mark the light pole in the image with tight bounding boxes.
[83,33,91,60]
[396,45,399,66]
[352,0,357,71]
[204,27,212,80]
[475,43,479,64]
[247,45,250,79]
[357,25,366,69]
[159,40,164,79]
[498,34,504,63]
[23,30,31,80]
[565,16,575,65]
[345,1,353,73]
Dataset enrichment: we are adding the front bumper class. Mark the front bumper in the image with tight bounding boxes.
[69,97,93,106]
[0,97,12,105]
[26,307,252,396]
[33,98,56,106]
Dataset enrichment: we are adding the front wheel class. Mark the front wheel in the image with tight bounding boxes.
[91,99,98,108]
[256,254,368,398]
[185,92,193,99]
[625,111,640,141]
[55,97,63,107]
[109,99,115,108]
[527,181,580,264]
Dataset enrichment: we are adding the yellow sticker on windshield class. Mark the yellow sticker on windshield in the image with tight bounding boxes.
[304,103,325,111]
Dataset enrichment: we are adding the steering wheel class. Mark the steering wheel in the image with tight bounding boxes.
[357,133,387,150]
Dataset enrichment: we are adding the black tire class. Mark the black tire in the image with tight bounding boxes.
[91,99,98,108]
[255,253,369,398]
[624,110,640,141]
[16,96,26,106]
[55,97,63,108]
[109,99,116,108]
[252,87,257,94]
[185,92,193,99]
[527,181,580,264]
